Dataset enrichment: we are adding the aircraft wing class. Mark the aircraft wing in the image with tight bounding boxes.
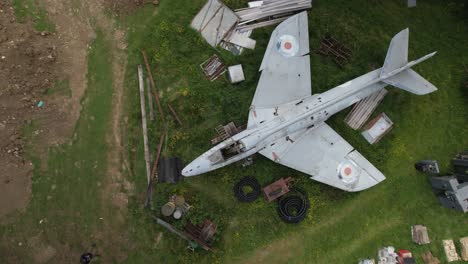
[248,12,311,127]
[259,123,386,192]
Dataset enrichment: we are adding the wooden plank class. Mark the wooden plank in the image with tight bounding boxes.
[144,133,165,207]
[138,65,152,186]
[344,89,388,130]
[167,103,183,126]
[141,50,165,121]
[151,133,165,180]
[146,77,154,121]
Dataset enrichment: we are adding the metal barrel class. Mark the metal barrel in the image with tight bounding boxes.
[173,208,183,219]
[161,202,175,216]
[174,195,185,206]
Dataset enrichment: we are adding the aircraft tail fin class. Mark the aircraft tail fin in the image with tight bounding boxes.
[380,28,438,95]
[383,68,438,95]
[380,28,409,77]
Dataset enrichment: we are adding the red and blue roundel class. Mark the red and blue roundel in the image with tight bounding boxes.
[276,35,299,57]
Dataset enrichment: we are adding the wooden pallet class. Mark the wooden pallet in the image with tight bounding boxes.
[344,88,388,130]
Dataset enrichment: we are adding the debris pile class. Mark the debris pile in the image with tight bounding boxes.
[414,160,440,174]
[421,251,440,264]
[377,246,398,264]
[262,177,293,202]
[345,89,388,130]
[227,64,245,84]
[361,113,393,144]
[211,121,245,145]
[184,219,218,251]
[453,151,468,177]
[442,240,460,262]
[411,225,430,245]
[191,0,312,55]
[161,195,191,219]
[430,176,468,213]
[316,35,352,66]
[397,249,415,264]
[191,0,251,51]
[234,0,313,32]
[200,54,226,81]
[461,237,468,261]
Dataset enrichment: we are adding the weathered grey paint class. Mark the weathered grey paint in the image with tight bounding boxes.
[183,12,438,192]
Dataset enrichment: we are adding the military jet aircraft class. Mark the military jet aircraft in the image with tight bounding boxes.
[182,11,438,192]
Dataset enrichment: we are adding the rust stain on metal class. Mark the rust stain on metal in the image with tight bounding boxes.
[262,177,293,202]
[184,219,218,251]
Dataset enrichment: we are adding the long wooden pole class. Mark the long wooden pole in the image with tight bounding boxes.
[146,77,155,121]
[141,50,165,121]
[138,65,151,186]
[151,133,165,180]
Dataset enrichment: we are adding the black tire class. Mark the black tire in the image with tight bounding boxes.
[233,176,261,202]
[277,187,309,223]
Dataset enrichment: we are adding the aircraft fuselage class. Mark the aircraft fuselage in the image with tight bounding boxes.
[182,50,436,177]
[182,67,388,176]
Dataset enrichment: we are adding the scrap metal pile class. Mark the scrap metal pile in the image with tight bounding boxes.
[316,35,352,66]
[234,0,313,32]
[191,0,312,55]
[233,176,309,224]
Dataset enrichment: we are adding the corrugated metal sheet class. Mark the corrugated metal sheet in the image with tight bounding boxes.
[191,0,239,47]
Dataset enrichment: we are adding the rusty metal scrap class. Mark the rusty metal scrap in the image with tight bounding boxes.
[262,177,294,202]
[200,54,226,81]
[316,35,352,66]
[184,219,218,251]
[211,121,246,145]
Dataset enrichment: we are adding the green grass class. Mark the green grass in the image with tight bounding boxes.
[121,0,468,263]
[45,79,72,97]
[1,0,466,263]
[12,0,55,32]
[0,29,113,261]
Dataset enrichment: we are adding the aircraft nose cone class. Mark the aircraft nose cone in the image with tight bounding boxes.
[182,156,211,177]
[182,164,196,177]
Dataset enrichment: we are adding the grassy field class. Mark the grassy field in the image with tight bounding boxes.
[0,29,114,261]
[121,0,468,263]
[1,0,467,263]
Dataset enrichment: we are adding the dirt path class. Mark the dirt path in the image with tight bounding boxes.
[6,0,134,261]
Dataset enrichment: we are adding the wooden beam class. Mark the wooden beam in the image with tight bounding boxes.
[138,65,152,186]
[146,77,155,121]
[167,103,183,126]
[141,49,165,121]
[151,133,165,180]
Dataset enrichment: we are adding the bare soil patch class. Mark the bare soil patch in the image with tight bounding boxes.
[0,1,62,219]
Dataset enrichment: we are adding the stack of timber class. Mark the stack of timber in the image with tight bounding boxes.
[234,0,312,32]
[211,121,246,145]
[344,88,388,130]
[191,0,239,48]
[192,0,312,55]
